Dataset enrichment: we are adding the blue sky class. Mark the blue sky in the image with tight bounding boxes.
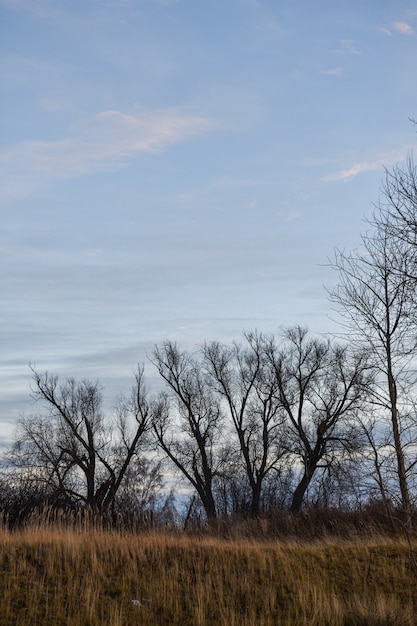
[1,0,417,443]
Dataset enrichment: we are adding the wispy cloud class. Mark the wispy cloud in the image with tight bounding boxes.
[212,177,272,189]
[0,0,178,19]
[337,39,361,55]
[319,67,344,77]
[323,150,411,182]
[393,21,414,34]
[323,159,385,182]
[36,95,76,113]
[380,21,414,36]
[278,209,300,222]
[0,108,213,199]
[319,39,361,78]
[0,0,64,18]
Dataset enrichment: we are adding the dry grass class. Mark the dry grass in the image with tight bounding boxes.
[1,519,416,625]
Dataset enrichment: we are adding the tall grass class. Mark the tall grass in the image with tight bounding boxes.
[0,515,416,625]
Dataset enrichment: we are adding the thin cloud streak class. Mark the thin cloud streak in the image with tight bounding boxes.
[323,159,386,182]
[0,108,213,198]
[336,39,361,55]
[322,148,417,182]
[0,0,179,21]
[319,67,344,77]
[0,0,64,18]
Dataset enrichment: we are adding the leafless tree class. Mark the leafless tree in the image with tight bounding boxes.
[151,342,226,522]
[107,366,162,512]
[203,332,287,517]
[329,196,417,528]
[381,154,417,257]
[356,415,397,526]
[266,327,371,513]
[9,366,158,514]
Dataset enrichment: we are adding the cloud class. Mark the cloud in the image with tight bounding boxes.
[319,39,360,78]
[0,108,213,199]
[392,21,414,35]
[37,95,75,113]
[323,159,387,182]
[0,0,64,18]
[322,148,415,182]
[280,210,300,222]
[212,177,272,189]
[319,67,344,77]
[338,39,361,55]
[380,21,414,36]
[0,0,179,19]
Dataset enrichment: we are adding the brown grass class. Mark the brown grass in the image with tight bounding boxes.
[1,519,416,625]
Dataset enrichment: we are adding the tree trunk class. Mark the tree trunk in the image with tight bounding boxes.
[387,368,412,530]
[290,461,317,513]
[250,481,262,517]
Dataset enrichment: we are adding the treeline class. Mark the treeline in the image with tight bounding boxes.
[2,157,417,531]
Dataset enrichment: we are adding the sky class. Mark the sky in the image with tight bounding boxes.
[1,0,417,444]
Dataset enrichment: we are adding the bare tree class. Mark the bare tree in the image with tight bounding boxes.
[329,202,417,527]
[356,415,397,526]
[9,366,158,514]
[203,332,286,517]
[266,327,370,513]
[152,342,226,522]
[381,154,417,256]
[104,366,162,512]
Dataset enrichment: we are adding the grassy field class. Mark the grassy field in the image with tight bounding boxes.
[1,520,417,625]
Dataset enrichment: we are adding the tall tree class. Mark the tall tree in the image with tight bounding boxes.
[203,332,286,517]
[266,327,370,513]
[152,342,225,522]
[381,155,417,256]
[10,366,157,514]
[329,189,417,527]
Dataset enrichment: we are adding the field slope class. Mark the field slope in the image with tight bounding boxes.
[1,526,416,625]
